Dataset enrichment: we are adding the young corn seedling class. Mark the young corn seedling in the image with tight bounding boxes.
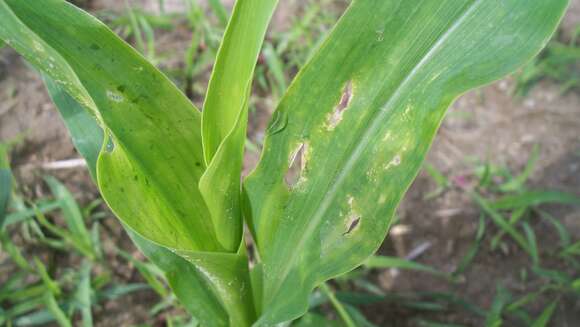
[0,0,569,325]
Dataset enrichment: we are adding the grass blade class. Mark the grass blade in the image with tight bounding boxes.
[484,285,511,327]
[3,200,63,228]
[491,207,527,250]
[531,301,558,327]
[117,249,168,297]
[263,41,288,97]
[453,215,486,276]
[365,256,449,279]
[522,222,540,266]
[75,262,93,327]
[492,191,580,210]
[0,144,11,228]
[319,283,356,327]
[537,210,571,248]
[43,293,71,327]
[499,144,539,192]
[472,192,531,256]
[44,176,91,247]
[207,0,229,28]
[0,231,31,271]
[34,258,61,296]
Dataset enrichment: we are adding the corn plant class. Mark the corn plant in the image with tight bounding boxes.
[0,0,569,325]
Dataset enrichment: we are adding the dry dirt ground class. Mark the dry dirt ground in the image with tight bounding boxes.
[1,0,579,326]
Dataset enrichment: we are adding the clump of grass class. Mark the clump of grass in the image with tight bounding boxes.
[515,26,580,95]
[0,153,191,326]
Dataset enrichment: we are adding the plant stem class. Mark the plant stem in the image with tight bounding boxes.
[319,283,356,327]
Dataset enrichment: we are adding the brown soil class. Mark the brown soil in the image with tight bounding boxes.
[1,1,579,326]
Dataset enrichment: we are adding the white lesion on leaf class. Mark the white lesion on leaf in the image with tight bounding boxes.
[32,39,45,53]
[285,141,310,188]
[382,131,393,142]
[378,194,387,204]
[106,89,125,103]
[343,195,361,236]
[384,154,402,170]
[325,80,354,131]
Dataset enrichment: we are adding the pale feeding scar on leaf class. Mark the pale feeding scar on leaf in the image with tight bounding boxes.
[285,141,309,187]
[343,196,361,236]
[326,80,354,130]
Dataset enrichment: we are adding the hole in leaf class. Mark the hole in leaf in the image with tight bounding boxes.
[106,89,125,103]
[344,216,361,236]
[285,142,308,187]
[326,80,353,130]
[343,196,361,236]
[384,154,402,170]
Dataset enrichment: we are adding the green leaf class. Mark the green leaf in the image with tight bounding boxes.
[202,0,277,162]
[200,0,278,251]
[415,321,467,327]
[44,176,92,248]
[0,0,219,252]
[572,279,580,292]
[473,192,532,255]
[34,257,61,297]
[40,44,256,327]
[116,249,167,297]
[530,301,558,327]
[74,262,93,327]
[0,231,31,271]
[44,76,103,180]
[538,210,571,248]
[561,241,580,257]
[33,206,95,259]
[498,144,540,192]
[3,1,258,323]
[319,283,356,327]
[364,256,449,279]
[129,230,256,327]
[43,292,72,327]
[453,215,486,276]
[0,144,11,228]
[3,199,63,228]
[292,313,342,327]
[245,1,568,323]
[522,222,540,266]
[208,0,229,28]
[343,304,379,327]
[492,191,580,210]
[490,207,527,250]
[263,41,288,97]
[484,285,511,327]
[96,283,149,301]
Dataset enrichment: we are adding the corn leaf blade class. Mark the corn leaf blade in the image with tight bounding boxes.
[199,0,278,251]
[0,0,218,252]
[43,68,255,326]
[44,77,103,180]
[245,0,568,324]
